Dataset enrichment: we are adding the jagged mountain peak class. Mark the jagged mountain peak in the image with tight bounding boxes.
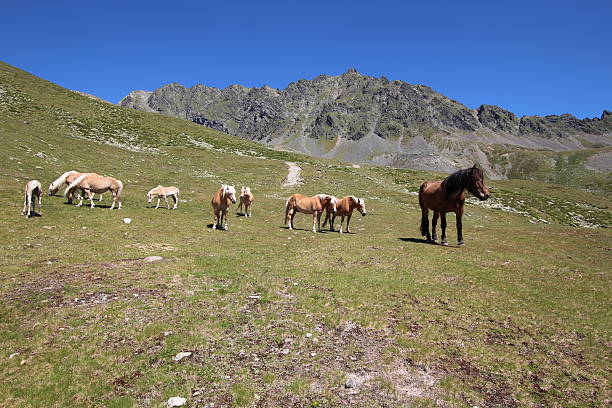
[119,71,612,177]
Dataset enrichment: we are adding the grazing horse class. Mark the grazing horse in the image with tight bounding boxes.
[211,184,237,230]
[236,186,254,217]
[322,196,367,233]
[64,173,123,209]
[147,186,180,209]
[21,180,42,217]
[49,170,103,202]
[285,194,336,232]
[419,164,490,246]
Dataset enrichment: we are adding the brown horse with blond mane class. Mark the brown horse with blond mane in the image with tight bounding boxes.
[236,186,254,217]
[322,196,367,233]
[211,184,237,230]
[64,173,123,209]
[419,164,490,246]
[285,194,336,232]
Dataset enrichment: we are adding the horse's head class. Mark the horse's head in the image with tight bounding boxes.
[353,197,367,216]
[48,183,57,196]
[467,165,490,201]
[241,186,250,196]
[318,194,336,213]
[223,185,237,203]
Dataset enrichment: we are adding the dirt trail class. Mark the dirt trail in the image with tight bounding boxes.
[282,161,303,187]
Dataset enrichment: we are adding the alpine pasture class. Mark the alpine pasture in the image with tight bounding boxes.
[0,62,610,407]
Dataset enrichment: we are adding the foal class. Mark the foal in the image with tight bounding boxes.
[237,186,254,217]
[147,186,180,209]
[419,164,490,246]
[211,184,237,230]
[21,180,42,217]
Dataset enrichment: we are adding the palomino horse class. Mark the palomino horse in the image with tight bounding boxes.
[322,196,367,233]
[285,194,336,232]
[211,184,237,230]
[49,170,103,202]
[236,186,254,217]
[147,186,180,209]
[419,164,490,246]
[64,173,123,209]
[21,180,42,217]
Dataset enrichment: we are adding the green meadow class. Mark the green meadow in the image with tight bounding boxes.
[0,62,610,407]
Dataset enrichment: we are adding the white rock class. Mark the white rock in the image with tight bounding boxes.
[123,218,132,224]
[8,352,19,359]
[144,256,163,262]
[173,351,192,361]
[305,332,312,338]
[167,396,187,407]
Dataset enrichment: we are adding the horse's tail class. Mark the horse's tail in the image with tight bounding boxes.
[284,198,291,226]
[115,179,124,198]
[418,182,428,236]
[64,173,88,197]
[49,170,77,195]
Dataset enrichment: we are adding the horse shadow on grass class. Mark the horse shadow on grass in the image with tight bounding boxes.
[281,226,335,233]
[398,237,461,248]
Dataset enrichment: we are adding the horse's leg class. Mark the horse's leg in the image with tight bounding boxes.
[164,196,170,209]
[213,208,219,229]
[247,202,251,217]
[77,190,85,207]
[172,194,178,209]
[312,212,318,232]
[329,214,335,232]
[431,211,439,243]
[456,207,465,246]
[99,194,103,202]
[222,208,229,230]
[110,191,117,210]
[21,191,28,216]
[289,210,296,230]
[37,193,42,215]
[440,213,448,246]
[346,213,353,233]
[339,216,345,233]
[155,197,160,209]
[237,200,243,214]
[420,208,431,242]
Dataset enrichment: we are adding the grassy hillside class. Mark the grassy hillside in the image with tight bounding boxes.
[0,62,610,407]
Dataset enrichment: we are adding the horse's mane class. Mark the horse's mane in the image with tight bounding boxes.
[441,166,483,198]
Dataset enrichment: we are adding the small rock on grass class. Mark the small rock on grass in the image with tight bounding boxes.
[144,256,163,262]
[173,351,192,361]
[345,375,358,388]
[123,218,132,224]
[167,396,187,407]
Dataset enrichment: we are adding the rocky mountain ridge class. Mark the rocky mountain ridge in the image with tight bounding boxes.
[119,69,612,178]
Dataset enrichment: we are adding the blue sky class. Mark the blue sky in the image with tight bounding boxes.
[2,0,611,118]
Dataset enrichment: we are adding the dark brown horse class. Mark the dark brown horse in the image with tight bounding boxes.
[419,164,490,246]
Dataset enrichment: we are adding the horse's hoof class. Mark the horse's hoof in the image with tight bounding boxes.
[458,241,465,246]
[441,241,448,246]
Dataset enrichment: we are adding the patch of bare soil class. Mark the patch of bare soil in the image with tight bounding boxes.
[282,162,303,188]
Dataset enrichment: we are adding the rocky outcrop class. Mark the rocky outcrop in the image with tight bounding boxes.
[120,69,612,177]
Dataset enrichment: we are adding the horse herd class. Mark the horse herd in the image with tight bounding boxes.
[20,165,491,245]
